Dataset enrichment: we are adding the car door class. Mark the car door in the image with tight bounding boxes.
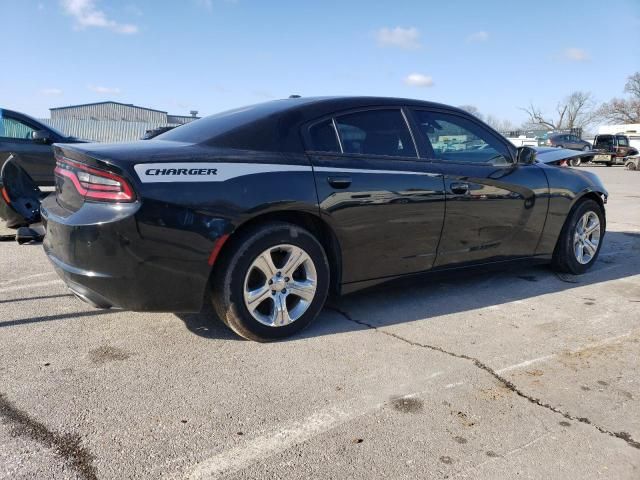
[0,111,56,185]
[304,107,446,284]
[569,135,582,150]
[409,108,549,268]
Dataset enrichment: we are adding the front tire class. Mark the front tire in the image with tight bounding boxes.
[569,157,582,167]
[552,199,605,275]
[211,222,330,341]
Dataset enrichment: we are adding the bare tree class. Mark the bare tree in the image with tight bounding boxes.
[598,72,640,124]
[521,91,597,130]
[457,105,483,120]
[457,106,517,131]
[624,72,640,98]
[485,115,515,132]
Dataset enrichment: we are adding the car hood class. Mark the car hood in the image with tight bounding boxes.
[533,147,593,164]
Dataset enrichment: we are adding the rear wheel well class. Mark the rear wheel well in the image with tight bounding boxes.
[211,211,342,295]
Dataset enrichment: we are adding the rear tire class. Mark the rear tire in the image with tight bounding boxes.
[626,161,636,171]
[552,199,605,275]
[569,157,582,167]
[211,222,330,341]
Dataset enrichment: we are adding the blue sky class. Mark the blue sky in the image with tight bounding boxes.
[1,0,639,124]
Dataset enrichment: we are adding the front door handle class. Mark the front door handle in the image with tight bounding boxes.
[327,176,352,189]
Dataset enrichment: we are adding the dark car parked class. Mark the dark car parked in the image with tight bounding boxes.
[41,97,608,341]
[0,108,84,186]
[545,133,591,151]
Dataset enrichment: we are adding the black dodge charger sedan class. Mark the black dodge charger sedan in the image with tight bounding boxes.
[42,97,607,341]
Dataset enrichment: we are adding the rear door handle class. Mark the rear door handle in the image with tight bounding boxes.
[450,182,469,195]
[327,176,352,189]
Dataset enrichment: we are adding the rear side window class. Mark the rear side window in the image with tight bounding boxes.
[334,109,417,158]
[308,119,340,153]
[412,110,512,165]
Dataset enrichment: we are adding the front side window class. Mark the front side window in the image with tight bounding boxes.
[0,115,36,140]
[412,110,512,165]
[334,109,417,158]
[616,135,629,147]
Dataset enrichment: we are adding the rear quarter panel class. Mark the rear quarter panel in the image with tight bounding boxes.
[126,150,319,307]
[46,144,319,311]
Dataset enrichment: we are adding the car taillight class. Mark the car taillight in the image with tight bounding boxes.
[54,156,135,203]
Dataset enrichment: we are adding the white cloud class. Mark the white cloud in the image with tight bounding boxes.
[195,0,213,9]
[562,47,589,62]
[376,27,421,50]
[61,0,138,34]
[88,85,121,94]
[124,4,143,16]
[404,73,434,87]
[40,88,63,96]
[467,31,489,42]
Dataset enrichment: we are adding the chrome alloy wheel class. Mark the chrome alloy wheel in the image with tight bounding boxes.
[573,211,601,265]
[243,244,318,327]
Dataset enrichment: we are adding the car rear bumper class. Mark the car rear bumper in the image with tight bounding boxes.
[41,196,229,312]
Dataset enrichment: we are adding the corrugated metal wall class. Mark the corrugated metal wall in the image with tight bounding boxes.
[51,103,166,123]
[39,118,174,143]
[0,118,33,138]
[167,115,198,125]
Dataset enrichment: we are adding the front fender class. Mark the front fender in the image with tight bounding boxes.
[535,164,607,255]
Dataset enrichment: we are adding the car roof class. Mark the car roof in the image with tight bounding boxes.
[241,96,469,118]
[157,96,474,152]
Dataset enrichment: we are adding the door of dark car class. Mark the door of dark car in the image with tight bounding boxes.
[304,108,446,284]
[409,109,549,267]
[566,135,578,149]
[0,111,57,185]
[568,135,585,149]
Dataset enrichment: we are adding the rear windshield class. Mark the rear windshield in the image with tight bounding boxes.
[155,99,307,149]
[616,135,629,146]
[595,135,613,148]
[156,105,268,144]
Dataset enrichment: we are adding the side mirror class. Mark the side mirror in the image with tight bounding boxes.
[516,146,536,165]
[31,130,51,144]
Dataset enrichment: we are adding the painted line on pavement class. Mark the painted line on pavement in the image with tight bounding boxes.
[186,371,444,479]
[0,280,64,294]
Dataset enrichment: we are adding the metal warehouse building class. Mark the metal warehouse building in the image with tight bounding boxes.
[40,101,200,143]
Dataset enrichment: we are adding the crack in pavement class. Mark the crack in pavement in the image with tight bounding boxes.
[0,393,97,480]
[326,305,640,451]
